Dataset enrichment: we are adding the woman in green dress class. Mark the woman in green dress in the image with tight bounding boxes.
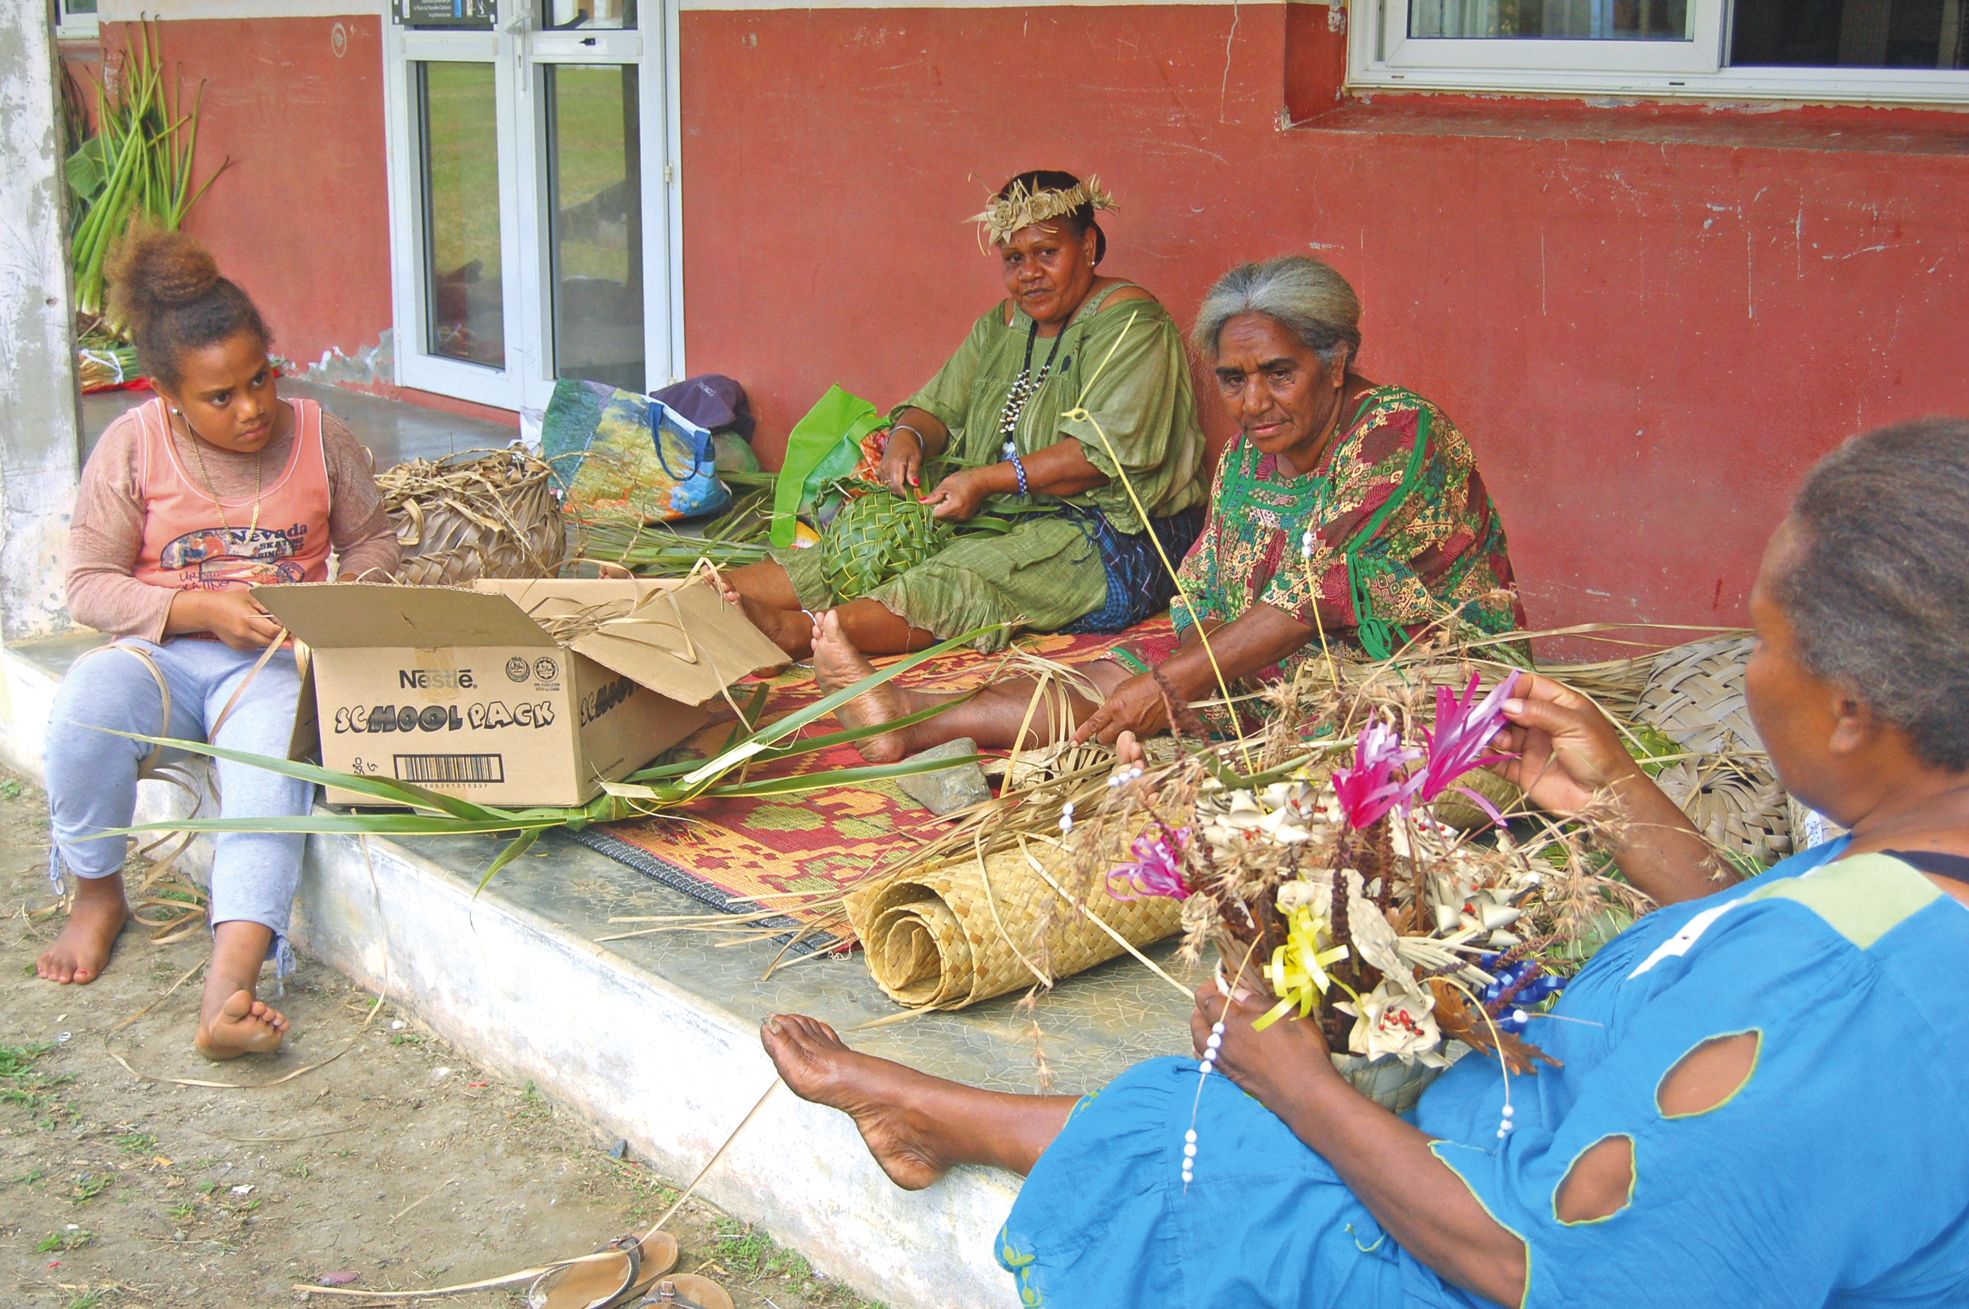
[722,170,1207,657]
[811,255,1524,757]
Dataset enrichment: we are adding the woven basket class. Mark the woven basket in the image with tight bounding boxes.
[1333,1048,1454,1115]
[846,845,1182,1010]
[379,448,565,587]
[1634,636,1794,866]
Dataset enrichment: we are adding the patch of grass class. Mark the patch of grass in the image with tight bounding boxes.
[70,1174,111,1204]
[285,1160,311,1181]
[710,1218,775,1279]
[0,777,23,799]
[710,1218,820,1283]
[12,1167,47,1187]
[0,1042,58,1111]
[623,1182,681,1225]
[115,1131,156,1155]
[166,1202,195,1220]
[35,1228,94,1253]
[515,1079,550,1122]
[195,1180,219,1196]
[388,1031,425,1047]
[64,1292,107,1309]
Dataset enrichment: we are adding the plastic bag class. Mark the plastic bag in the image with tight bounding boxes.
[770,385,886,547]
[542,378,733,523]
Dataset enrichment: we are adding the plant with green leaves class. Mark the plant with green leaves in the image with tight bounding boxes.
[66,19,230,327]
[573,479,778,576]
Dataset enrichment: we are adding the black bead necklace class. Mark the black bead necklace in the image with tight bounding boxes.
[998,318,1070,460]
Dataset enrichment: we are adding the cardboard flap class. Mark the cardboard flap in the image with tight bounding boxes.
[476,578,786,704]
[254,583,556,650]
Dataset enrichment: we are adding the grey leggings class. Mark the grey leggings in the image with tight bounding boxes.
[44,637,312,967]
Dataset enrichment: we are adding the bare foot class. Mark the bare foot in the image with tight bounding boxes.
[195,988,289,1061]
[36,875,127,985]
[734,594,814,660]
[811,611,919,764]
[761,1013,950,1190]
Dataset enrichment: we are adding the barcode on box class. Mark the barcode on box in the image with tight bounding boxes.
[394,753,505,785]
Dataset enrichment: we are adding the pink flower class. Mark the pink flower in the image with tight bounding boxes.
[1330,719,1422,830]
[1414,670,1522,826]
[1106,829,1193,901]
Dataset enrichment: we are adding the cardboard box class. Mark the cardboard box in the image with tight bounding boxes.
[254,578,786,808]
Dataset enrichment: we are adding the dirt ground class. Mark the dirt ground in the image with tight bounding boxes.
[0,768,884,1309]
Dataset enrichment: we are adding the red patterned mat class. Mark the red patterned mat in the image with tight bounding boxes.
[570,617,1175,952]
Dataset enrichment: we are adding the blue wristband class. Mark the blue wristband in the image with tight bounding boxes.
[1009,452,1029,496]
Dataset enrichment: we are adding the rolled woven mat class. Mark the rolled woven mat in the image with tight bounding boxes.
[846,846,1182,1010]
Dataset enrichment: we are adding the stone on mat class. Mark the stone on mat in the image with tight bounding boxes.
[896,737,991,815]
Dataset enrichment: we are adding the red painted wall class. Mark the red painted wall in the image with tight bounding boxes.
[90,7,1969,636]
[678,4,1969,634]
[98,16,393,374]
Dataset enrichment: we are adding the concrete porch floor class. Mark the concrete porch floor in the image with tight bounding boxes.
[0,616,1195,1307]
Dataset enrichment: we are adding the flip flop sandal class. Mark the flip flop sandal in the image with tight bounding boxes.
[635,1274,736,1309]
[527,1231,682,1309]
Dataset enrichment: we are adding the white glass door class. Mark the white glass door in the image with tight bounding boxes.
[384,0,680,411]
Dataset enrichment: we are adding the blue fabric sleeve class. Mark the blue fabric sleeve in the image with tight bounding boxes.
[1433,900,1969,1309]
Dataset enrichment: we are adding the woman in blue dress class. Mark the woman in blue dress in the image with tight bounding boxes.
[762,415,1969,1308]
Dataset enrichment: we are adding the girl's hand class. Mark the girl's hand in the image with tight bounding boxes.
[187,589,285,651]
[879,427,923,498]
[921,468,991,522]
[1486,672,1644,819]
[1190,977,1338,1112]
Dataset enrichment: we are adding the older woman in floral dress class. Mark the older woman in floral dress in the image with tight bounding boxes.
[811,255,1524,757]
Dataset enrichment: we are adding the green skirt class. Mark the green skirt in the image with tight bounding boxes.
[772,515,1108,651]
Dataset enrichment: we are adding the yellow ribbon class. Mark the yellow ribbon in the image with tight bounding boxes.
[1252,905,1355,1031]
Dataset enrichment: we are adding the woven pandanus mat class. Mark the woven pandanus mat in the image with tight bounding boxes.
[1634,635,1794,865]
[380,448,565,586]
[846,844,1182,1010]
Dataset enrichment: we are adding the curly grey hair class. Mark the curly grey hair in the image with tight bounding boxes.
[1192,256,1362,366]
[1777,416,1969,772]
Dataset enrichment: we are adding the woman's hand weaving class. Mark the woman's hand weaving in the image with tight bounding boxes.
[880,427,924,496]
[922,467,992,522]
[1072,670,1186,745]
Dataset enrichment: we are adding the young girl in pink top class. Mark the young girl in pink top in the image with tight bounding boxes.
[41,229,398,1059]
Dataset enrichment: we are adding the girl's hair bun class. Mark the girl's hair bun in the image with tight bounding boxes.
[107,227,222,335]
[101,225,270,389]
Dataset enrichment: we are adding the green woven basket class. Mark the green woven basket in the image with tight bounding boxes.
[817,490,953,603]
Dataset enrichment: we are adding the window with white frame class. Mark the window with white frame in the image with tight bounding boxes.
[1351,0,1969,104]
[52,0,100,41]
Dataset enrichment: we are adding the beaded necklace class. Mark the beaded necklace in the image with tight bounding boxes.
[997,317,1070,460]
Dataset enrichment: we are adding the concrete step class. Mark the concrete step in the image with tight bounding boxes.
[0,637,1192,1308]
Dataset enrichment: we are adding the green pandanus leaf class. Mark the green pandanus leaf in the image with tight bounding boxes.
[90,623,1006,891]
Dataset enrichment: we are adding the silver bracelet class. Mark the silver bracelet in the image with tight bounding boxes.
[890,422,927,448]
